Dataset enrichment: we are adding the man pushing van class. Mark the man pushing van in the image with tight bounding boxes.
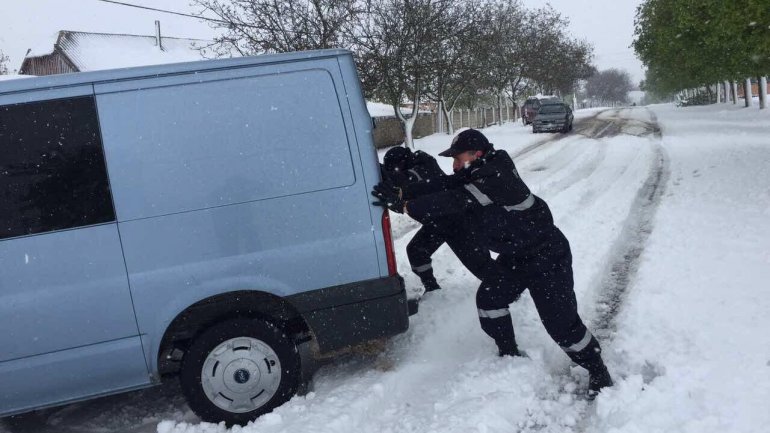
[378,146,491,293]
[371,129,613,398]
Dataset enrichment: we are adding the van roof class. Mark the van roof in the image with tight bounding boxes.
[0,48,352,96]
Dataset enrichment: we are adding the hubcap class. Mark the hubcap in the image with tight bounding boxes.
[201,337,282,413]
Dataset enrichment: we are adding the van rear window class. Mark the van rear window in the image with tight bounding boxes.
[97,69,357,220]
[0,97,115,240]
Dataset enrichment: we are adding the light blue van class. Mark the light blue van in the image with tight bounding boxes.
[0,49,408,425]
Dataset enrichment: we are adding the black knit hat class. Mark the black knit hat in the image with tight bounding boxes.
[383,146,413,170]
[439,129,493,157]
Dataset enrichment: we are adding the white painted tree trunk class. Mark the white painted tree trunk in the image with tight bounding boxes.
[745,78,753,107]
[498,94,504,125]
[716,82,721,103]
[436,102,444,134]
[403,114,416,149]
[758,76,767,109]
[724,81,730,103]
[731,81,739,105]
[441,102,454,135]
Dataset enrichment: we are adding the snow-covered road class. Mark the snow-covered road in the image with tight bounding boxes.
[3,104,768,433]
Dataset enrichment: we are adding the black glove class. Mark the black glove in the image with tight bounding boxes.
[371,182,406,213]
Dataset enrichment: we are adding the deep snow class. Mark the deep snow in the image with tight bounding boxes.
[3,104,768,433]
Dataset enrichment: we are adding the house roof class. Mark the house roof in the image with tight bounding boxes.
[26,30,211,72]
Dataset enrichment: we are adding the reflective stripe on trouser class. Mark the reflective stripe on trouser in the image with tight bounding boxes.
[478,308,510,319]
[411,263,432,273]
[478,313,516,348]
[561,329,593,353]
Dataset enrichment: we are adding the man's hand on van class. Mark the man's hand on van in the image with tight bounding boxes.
[372,182,406,213]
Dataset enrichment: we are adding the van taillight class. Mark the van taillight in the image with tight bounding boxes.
[381,209,398,276]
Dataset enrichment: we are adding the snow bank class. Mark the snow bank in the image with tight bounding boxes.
[585,103,770,432]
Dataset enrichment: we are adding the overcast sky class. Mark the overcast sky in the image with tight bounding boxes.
[0,0,645,83]
[520,0,645,84]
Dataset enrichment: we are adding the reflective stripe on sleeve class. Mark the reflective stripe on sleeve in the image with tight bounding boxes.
[561,329,593,353]
[408,169,423,181]
[503,194,535,211]
[464,183,493,206]
[477,308,511,319]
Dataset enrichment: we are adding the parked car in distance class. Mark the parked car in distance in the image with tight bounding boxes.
[532,102,574,133]
[0,49,409,426]
[521,96,561,125]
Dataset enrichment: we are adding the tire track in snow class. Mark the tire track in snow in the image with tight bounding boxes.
[571,109,669,431]
[591,108,667,339]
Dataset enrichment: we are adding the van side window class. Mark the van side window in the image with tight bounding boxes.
[0,96,115,240]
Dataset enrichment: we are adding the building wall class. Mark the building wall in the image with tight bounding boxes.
[738,82,770,98]
[372,114,435,148]
[20,52,77,76]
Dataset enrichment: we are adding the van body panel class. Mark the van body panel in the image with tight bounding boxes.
[0,225,141,362]
[0,225,149,416]
[0,85,94,106]
[117,188,380,371]
[95,64,356,220]
[333,57,391,276]
[0,336,149,417]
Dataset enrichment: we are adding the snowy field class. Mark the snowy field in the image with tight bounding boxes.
[2,103,769,433]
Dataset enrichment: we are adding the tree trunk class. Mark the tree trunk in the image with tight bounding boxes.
[436,100,445,134]
[731,81,738,105]
[394,100,419,149]
[743,78,752,107]
[715,82,721,103]
[441,101,454,135]
[758,76,767,109]
[723,81,730,103]
[498,94,504,126]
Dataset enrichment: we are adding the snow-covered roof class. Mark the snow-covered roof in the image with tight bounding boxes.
[366,100,432,118]
[27,30,210,72]
[367,101,397,117]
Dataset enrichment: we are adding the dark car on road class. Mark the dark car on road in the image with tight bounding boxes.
[532,103,573,133]
[521,96,560,125]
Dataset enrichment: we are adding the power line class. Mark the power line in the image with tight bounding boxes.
[95,0,229,25]
[94,0,303,33]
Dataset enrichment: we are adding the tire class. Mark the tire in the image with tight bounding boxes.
[180,318,300,426]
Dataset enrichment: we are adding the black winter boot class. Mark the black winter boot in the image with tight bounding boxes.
[587,363,613,399]
[497,340,524,357]
[418,273,442,292]
[564,334,613,398]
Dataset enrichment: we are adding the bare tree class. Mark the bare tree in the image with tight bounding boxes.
[354,0,457,148]
[0,50,9,75]
[192,0,362,56]
[427,0,488,134]
[586,68,633,105]
[481,0,527,126]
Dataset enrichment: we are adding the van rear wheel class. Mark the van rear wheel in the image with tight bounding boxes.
[180,318,300,426]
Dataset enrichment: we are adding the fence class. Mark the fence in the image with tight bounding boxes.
[372,105,519,149]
